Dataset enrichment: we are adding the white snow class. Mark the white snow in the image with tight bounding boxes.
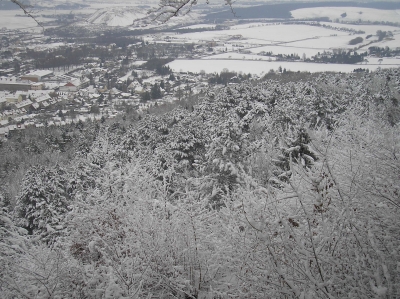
[87,7,146,27]
[131,61,147,66]
[287,35,367,50]
[26,42,66,50]
[0,10,41,31]
[248,45,322,58]
[178,24,344,44]
[359,38,400,50]
[168,59,399,75]
[319,22,400,36]
[202,52,276,61]
[291,7,400,23]
[364,57,400,65]
[179,24,216,30]
[230,23,272,30]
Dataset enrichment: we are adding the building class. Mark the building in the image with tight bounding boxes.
[0,68,14,76]
[0,77,31,91]
[59,79,90,92]
[15,99,33,109]
[31,82,45,90]
[6,92,26,104]
[20,70,54,82]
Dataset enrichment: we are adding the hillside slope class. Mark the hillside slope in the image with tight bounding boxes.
[1,69,399,298]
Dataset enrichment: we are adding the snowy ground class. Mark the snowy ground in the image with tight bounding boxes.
[319,22,400,35]
[176,22,400,55]
[248,45,322,58]
[178,24,346,44]
[87,7,146,27]
[0,11,43,31]
[202,52,276,61]
[286,35,365,50]
[167,59,400,75]
[365,57,400,65]
[358,37,400,51]
[179,24,216,30]
[291,7,400,23]
[26,42,67,50]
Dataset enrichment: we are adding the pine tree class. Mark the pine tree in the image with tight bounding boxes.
[14,165,73,242]
[141,91,151,102]
[274,127,318,182]
[151,83,162,99]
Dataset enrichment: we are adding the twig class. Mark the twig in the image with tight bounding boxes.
[11,0,44,31]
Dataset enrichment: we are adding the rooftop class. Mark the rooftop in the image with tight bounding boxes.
[24,70,54,77]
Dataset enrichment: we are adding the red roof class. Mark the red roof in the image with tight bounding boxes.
[65,82,75,87]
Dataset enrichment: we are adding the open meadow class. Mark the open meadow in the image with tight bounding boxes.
[169,16,400,75]
[167,58,399,75]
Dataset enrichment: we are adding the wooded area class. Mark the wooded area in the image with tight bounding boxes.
[1,69,399,298]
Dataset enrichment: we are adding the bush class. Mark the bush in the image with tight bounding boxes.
[349,36,363,45]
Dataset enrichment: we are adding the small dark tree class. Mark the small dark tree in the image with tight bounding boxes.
[14,166,72,241]
[151,83,162,99]
[141,91,151,102]
[376,30,387,41]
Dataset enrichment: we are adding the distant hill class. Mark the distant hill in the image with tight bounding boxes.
[206,1,400,21]
[86,7,147,27]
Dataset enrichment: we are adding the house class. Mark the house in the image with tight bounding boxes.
[6,92,26,104]
[59,79,90,92]
[0,68,14,76]
[15,99,33,109]
[60,82,78,92]
[97,85,108,93]
[31,82,45,90]
[120,93,131,99]
[35,94,51,104]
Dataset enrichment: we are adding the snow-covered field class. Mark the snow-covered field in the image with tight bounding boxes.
[291,7,400,23]
[202,52,276,61]
[0,10,42,31]
[286,35,365,50]
[319,22,400,35]
[178,24,346,44]
[180,24,216,30]
[168,59,399,75]
[189,19,400,72]
[365,57,400,65]
[177,22,399,54]
[359,37,400,50]
[248,45,323,58]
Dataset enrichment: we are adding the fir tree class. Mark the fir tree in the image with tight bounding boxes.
[14,165,73,241]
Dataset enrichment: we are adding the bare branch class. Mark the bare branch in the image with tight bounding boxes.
[10,0,43,30]
[149,0,239,23]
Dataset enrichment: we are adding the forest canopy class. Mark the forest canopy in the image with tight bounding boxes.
[1,69,400,298]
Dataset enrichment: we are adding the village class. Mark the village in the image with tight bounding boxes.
[1,12,400,139]
[0,28,239,139]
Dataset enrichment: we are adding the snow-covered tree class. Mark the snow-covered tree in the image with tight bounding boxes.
[14,165,73,242]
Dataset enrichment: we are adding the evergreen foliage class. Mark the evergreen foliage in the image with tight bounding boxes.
[14,165,73,241]
[151,83,162,99]
[1,69,400,298]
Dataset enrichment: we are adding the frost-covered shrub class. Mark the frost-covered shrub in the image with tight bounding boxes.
[2,69,400,299]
